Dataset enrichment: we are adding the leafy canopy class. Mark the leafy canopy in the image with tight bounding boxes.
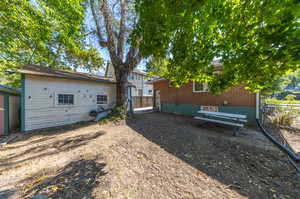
[135,0,300,93]
[0,0,104,86]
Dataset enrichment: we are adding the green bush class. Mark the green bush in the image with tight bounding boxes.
[264,98,300,104]
[276,91,293,100]
[98,105,127,125]
[285,94,296,101]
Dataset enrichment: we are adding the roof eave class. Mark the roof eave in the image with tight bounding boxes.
[20,72,116,84]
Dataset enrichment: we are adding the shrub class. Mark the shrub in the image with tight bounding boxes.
[269,108,300,127]
[285,94,296,101]
[98,105,127,125]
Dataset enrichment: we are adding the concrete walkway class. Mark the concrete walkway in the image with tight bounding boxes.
[134,107,153,114]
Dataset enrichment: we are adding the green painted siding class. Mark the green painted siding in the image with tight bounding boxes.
[161,104,200,116]
[161,103,256,125]
[21,75,25,132]
[4,94,9,134]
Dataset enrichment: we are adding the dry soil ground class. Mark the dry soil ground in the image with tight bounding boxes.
[0,112,299,199]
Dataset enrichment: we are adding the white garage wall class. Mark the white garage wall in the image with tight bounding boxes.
[24,75,116,131]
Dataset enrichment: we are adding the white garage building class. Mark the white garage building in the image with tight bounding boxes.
[19,65,116,131]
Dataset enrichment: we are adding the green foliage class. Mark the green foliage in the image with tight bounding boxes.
[0,0,104,86]
[261,75,291,95]
[264,98,300,104]
[285,94,296,101]
[286,69,300,87]
[98,106,127,125]
[135,0,300,94]
[262,69,300,95]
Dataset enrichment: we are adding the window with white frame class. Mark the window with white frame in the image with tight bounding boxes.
[58,94,74,105]
[193,82,209,92]
[97,95,108,104]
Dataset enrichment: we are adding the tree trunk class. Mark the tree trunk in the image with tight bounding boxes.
[115,67,129,108]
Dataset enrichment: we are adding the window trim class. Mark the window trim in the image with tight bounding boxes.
[56,93,75,106]
[193,82,209,93]
[96,94,108,105]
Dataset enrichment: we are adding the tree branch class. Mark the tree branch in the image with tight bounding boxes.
[117,0,128,60]
[90,0,106,46]
[125,46,142,69]
[101,0,122,66]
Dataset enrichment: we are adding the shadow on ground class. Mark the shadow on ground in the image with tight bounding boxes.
[0,131,105,169]
[21,159,107,199]
[127,112,300,199]
[0,189,15,199]
[4,121,97,148]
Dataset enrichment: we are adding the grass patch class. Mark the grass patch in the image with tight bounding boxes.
[264,98,300,104]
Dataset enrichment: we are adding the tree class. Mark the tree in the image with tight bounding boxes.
[88,0,142,106]
[261,75,290,95]
[0,0,103,86]
[135,0,300,94]
[285,94,296,101]
[286,69,300,88]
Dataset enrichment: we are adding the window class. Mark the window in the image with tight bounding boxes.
[128,73,134,80]
[193,82,209,92]
[58,94,74,105]
[148,90,152,95]
[97,95,108,104]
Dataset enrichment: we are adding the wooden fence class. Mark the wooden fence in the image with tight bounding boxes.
[132,96,153,108]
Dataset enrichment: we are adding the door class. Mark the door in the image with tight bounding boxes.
[155,90,161,111]
[0,95,4,135]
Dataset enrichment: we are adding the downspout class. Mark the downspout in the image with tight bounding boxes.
[256,92,260,120]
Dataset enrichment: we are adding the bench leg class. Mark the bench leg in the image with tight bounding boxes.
[233,127,240,136]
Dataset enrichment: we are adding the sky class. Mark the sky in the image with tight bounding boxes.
[82,4,147,75]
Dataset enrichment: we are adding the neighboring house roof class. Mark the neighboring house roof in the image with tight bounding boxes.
[0,84,21,95]
[147,78,165,84]
[19,65,115,84]
[104,62,147,77]
[132,68,147,76]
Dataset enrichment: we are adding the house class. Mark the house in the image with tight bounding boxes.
[143,80,154,96]
[19,65,116,131]
[105,64,153,97]
[0,84,20,135]
[152,79,260,124]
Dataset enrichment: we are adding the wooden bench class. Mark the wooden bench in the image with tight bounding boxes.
[194,110,247,136]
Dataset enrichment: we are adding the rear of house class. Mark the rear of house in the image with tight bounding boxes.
[19,65,116,131]
[0,85,20,135]
[153,79,259,124]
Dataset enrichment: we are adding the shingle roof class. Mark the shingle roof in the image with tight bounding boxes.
[0,85,21,95]
[19,65,115,84]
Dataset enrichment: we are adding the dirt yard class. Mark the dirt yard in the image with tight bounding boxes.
[0,112,299,199]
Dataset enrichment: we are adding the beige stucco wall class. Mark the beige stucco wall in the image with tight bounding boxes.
[24,75,116,131]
